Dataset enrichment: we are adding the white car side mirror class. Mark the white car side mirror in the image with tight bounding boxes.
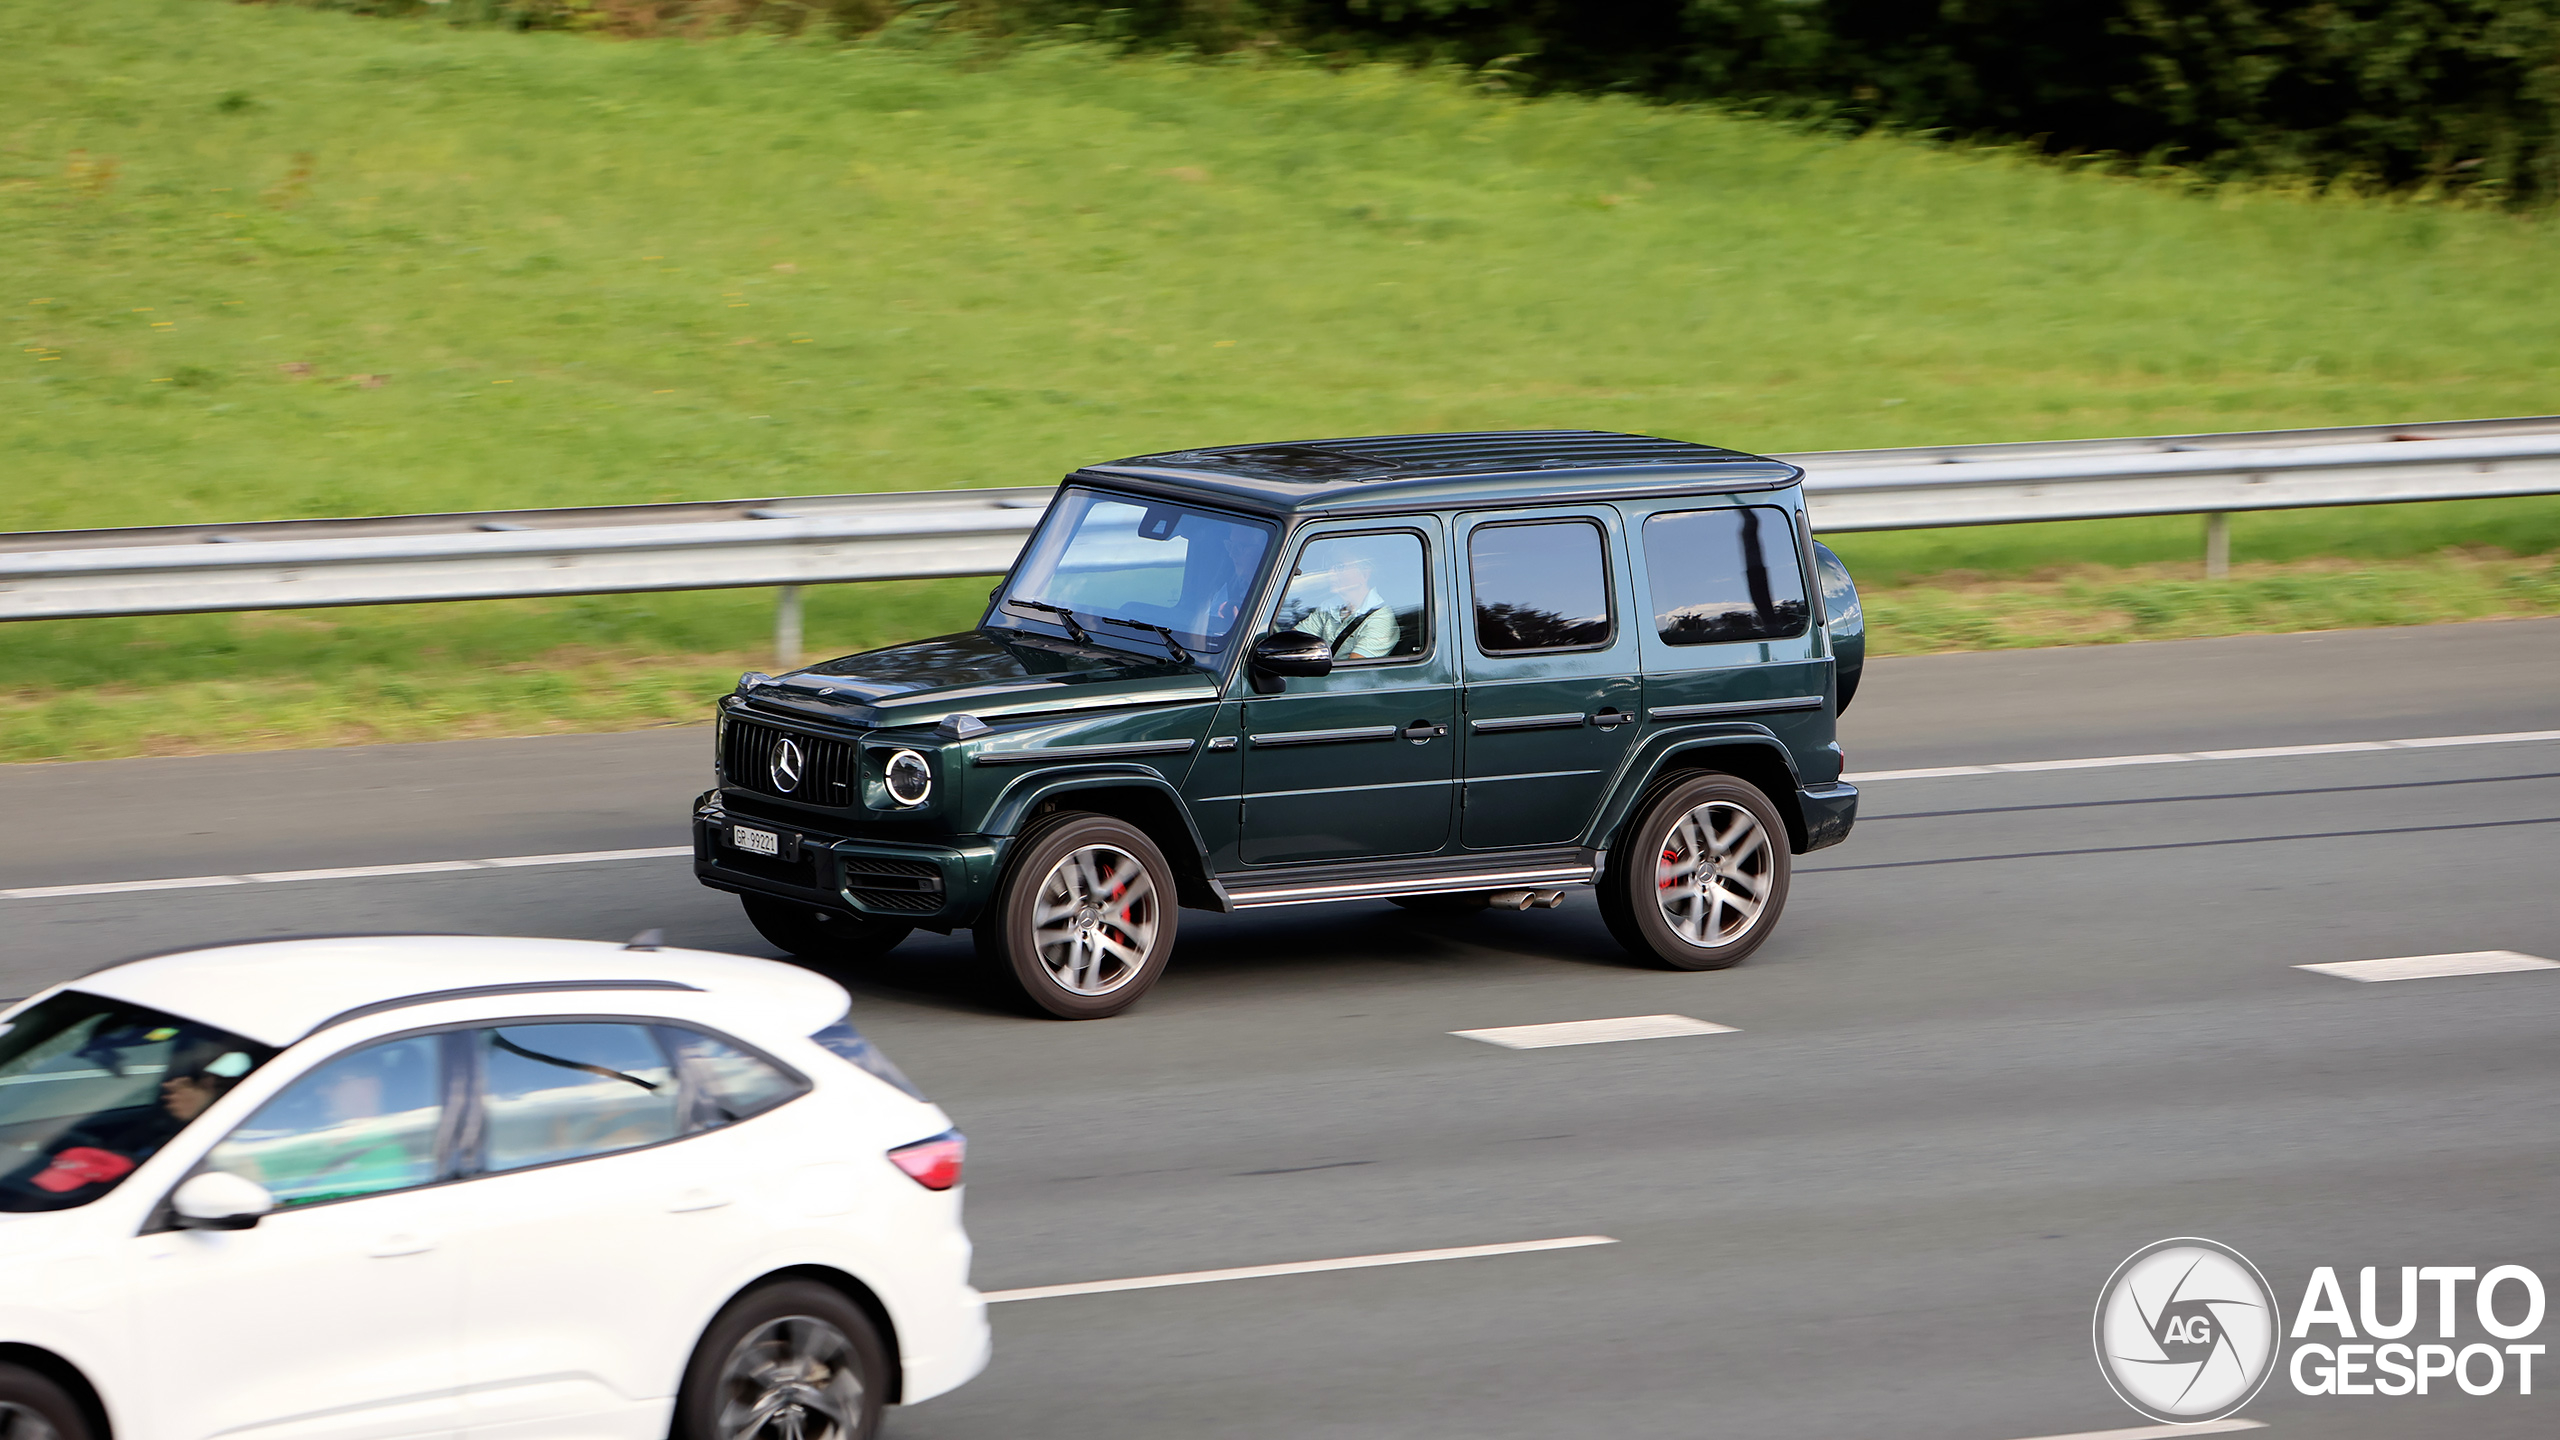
[173,1171,275,1230]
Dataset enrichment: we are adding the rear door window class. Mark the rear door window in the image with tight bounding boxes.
[476,1023,679,1172]
[1642,507,1810,645]
[1469,520,1614,653]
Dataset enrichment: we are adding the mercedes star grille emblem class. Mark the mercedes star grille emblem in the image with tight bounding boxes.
[768,736,805,793]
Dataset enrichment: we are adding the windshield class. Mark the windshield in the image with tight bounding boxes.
[998,489,1273,659]
[0,991,276,1212]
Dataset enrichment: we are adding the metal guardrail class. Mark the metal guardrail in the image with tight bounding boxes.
[4,416,2557,662]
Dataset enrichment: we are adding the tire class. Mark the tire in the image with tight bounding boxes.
[1598,773,1791,971]
[673,1279,889,1440]
[0,1363,93,1440]
[974,813,1178,1019]
[742,895,912,967]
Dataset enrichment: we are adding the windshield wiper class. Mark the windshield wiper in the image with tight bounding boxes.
[1011,599,1092,644]
[1095,615,1194,664]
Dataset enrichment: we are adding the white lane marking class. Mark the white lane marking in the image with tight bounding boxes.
[2002,1420,2263,1440]
[1847,728,2560,783]
[0,846,692,900]
[982,1235,1617,1303]
[1451,1014,1737,1049]
[2297,950,2558,982]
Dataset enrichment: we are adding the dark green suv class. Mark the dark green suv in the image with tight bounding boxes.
[693,430,1864,1018]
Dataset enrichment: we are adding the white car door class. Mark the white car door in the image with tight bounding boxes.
[129,1031,465,1440]
[447,1021,799,1439]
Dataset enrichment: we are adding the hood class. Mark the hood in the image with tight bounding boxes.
[749,629,1218,729]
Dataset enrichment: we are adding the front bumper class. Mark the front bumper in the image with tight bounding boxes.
[1796,780,1858,853]
[693,793,997,927]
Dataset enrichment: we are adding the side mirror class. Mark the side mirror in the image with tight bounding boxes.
[1248,630,1333,693]
[172,1171,275,1231]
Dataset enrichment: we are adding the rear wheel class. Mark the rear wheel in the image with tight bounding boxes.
[975,813,1178,1019]
[674,1280,887,1440]
[1599,774,1791,970]
[0,1364,92,1440]
[742,895,912,967]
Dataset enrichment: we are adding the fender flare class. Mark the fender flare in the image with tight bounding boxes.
[1590,728,1808,856]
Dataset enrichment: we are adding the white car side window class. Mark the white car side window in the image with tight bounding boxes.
[203,1035,443,1208]
[478,1023,678,1172]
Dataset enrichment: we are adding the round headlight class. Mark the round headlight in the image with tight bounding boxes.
[883,749,933,807]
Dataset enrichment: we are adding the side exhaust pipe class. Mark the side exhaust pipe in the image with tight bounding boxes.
[1487,889,1568,911]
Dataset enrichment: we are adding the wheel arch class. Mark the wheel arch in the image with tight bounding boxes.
[983,770,1222,911]
[718,1265,906,1405]
[0,1341,112,1439]
[1597,733,1808,856]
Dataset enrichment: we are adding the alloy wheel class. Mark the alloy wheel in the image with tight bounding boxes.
[1031,843,1158,996]
[1654,799,1775,948]
[713,1315,865,1440]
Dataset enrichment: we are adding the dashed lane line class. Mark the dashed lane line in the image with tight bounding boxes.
[2002,1420,2263,1440]
[1451,1014,1737,1049]
[981,1234,1618,1303]
[2298,950,2558,982]
[1,846,692,900]
[1845,728,2560,783]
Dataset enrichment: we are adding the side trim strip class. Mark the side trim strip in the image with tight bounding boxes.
[1249,725,1400,748]
[1470,713,1584,734]
[1226,864,1596,909]
[1649,696,1824,722]
[971,739,1196,767]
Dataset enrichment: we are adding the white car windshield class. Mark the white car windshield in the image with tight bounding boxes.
[999,489,1273,659]
[0,991,275,1212]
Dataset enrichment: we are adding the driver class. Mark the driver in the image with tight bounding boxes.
[13,1041,250,1199]
[1291,550,1398,660]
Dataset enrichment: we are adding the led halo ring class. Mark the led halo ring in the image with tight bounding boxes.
[883,748,934,807]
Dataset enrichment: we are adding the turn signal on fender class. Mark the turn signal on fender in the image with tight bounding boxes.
[888,1131,965,1191]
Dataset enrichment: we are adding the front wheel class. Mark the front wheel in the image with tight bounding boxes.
[742,895,912,967]
[674,1280,889,1440]
[0,1363,94,1440]
[1599,774,1791,970]
[975,813,1178,1019]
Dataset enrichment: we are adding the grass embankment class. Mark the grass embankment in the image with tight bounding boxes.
[5,0,2558,761]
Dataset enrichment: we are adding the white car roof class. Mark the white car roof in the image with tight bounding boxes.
[63,935,854,1048]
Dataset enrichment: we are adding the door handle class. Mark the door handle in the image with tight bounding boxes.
[1402,720,1448,742]
[669,1186,733,1213]
[367,1234,435,1259]
[1590,708,1636,729]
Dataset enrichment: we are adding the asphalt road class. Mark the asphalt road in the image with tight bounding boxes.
[5,618,2557,1440]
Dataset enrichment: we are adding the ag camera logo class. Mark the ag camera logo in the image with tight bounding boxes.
[2093,1238,2280,1422]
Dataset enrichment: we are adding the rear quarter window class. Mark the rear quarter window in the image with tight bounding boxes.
[1642,507,1810,645]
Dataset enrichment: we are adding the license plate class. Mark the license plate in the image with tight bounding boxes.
[729,825,780,857]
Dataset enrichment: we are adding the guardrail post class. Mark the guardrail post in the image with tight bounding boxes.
[2204,512,2231,580]
[775,585,803,670]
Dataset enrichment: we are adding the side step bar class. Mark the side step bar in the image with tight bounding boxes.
[1221,859,1599,911]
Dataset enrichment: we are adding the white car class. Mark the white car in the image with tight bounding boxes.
[0,935,989,1440]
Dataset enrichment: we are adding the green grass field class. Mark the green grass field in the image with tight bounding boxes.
[6,0,2558,760]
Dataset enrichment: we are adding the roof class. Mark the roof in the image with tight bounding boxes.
[1076,429,1801,517]
[61,935,852,1049]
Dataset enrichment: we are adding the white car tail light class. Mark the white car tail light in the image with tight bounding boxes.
[888,1131,964,1191]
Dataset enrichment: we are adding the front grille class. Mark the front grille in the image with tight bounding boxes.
[724,716,859,806]
[850,887,942,915]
